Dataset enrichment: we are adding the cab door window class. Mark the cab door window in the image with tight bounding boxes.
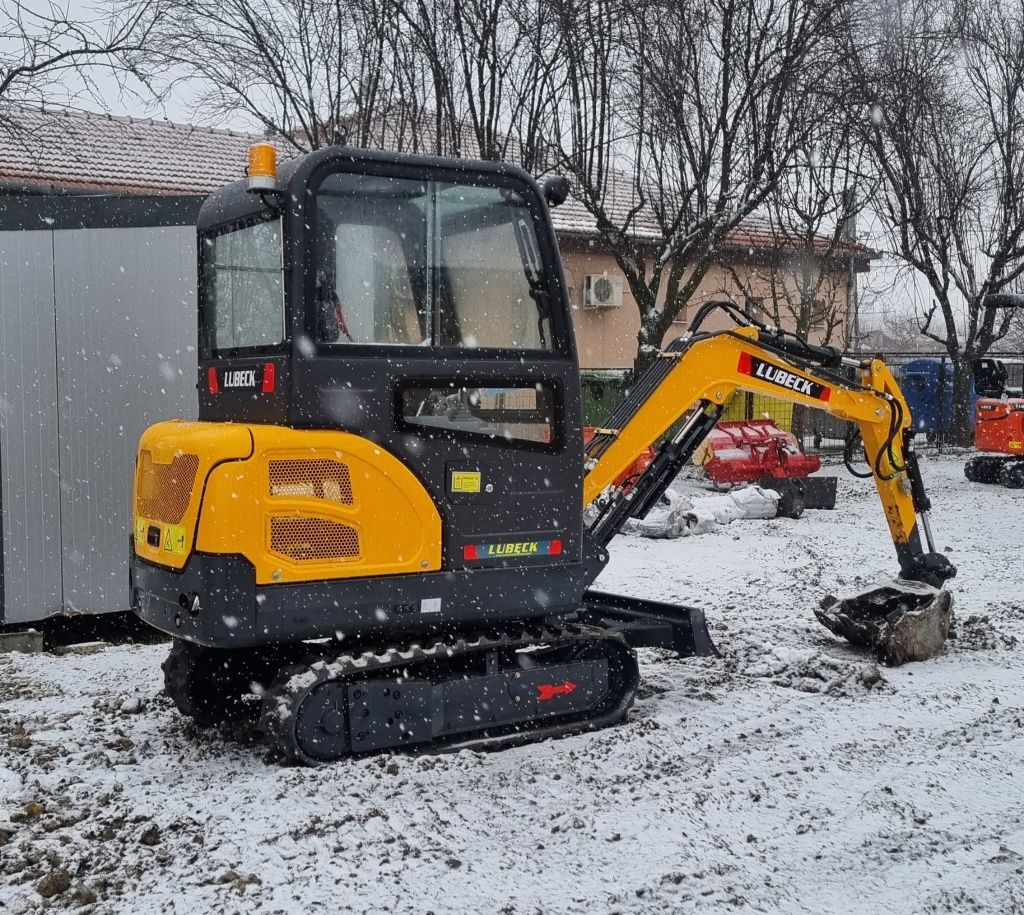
[401,383,557,447]
[315,177,429,345]
[435,183,549,350]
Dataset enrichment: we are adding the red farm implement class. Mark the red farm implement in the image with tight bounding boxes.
[698,419,836,513]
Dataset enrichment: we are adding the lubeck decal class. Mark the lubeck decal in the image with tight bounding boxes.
[738,352,831,401]
[463,539,563,561]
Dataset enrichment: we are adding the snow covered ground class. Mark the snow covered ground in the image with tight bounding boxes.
[1,453,1023,914]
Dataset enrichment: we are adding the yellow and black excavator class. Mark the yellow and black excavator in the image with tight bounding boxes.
[130,144,955,764]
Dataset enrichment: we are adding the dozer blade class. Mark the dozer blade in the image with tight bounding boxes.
[815,580,954,665]
[579,590,718,657]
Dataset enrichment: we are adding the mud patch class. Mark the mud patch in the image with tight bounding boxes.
[739,647,887,696]
[954,614,1019,652]
[0,660,59,703]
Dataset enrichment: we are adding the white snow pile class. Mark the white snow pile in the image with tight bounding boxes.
[622,485,780,538]
[1,455,1024,914]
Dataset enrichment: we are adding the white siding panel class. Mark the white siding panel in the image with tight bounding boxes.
[54,226,197,613]
[0,231,63,622]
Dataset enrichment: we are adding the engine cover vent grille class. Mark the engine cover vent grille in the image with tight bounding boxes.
[269,459,354,505]
[136,451,200,524]
[269,517,361,562]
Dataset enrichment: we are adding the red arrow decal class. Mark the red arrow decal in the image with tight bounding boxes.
[537,680,578,702]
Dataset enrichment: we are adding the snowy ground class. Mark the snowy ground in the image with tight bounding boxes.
[2,453,1023,914]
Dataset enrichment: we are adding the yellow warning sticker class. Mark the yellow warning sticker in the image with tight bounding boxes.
[162,524,187,555]
[1010,441,1023,450]
[451,471,482,493]
[135,516,147,544]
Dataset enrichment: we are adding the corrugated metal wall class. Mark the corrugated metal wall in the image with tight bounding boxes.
[55,227,197,614]
[0,225,197,622]
[0,232,64,622]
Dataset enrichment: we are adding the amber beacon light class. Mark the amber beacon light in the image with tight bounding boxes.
[247,142,278,192]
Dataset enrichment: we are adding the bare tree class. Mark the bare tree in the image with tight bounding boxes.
[398,0,566,170]
[145,0,564,168]
[878,307,947,352]
[721,100,874,349]
[1,0,158,119]
[845,0,1024,443]
[546,0,846,373]
[145,0,419,152]
[715,108,872,439]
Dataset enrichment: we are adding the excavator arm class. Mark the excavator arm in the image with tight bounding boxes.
[582,308,956,590]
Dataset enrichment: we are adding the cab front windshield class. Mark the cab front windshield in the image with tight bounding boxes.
[314,173,554,351]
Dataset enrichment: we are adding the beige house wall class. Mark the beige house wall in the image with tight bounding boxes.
[559,237,855,370]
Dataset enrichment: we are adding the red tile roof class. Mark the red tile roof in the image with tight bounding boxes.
[0,106,260,195]
[0,106,872,261]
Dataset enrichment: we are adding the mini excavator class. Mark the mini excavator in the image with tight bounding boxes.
[965,294,1024,488]
[131,144,955,764]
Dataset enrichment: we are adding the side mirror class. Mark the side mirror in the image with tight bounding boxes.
[543,176,571,207]
[982,293,1024,309]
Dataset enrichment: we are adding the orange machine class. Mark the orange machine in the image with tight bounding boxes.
[964,294,1024,488]
[966,397,1024,487]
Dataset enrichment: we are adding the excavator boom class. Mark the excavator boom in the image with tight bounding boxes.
[582,307,955,590]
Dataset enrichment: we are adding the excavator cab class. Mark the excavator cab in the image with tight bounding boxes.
[132,144,955,764]
[136,148,590,646]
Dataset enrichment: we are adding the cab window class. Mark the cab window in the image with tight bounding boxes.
[401,383,556,446]
[315,173,554,350]
[202,217,284,352]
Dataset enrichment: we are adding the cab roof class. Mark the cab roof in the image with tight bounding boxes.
[196,145,543,232]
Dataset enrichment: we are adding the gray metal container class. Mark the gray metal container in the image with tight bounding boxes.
[0,195,200,623]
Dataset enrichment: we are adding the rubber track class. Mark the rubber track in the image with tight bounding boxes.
[162,639,229,728]
[163,640,198,714]
[259,622,639,766]
[163,639,292,729]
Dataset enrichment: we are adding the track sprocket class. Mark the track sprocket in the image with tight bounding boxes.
[163,639,283,728]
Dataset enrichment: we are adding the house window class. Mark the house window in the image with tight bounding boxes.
[810,299,829,326]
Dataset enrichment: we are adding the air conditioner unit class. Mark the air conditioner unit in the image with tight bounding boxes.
[583,274,623,309]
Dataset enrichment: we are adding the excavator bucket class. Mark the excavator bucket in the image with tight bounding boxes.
[815,580,953,666]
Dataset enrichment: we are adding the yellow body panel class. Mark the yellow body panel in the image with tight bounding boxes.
[583,327,921,549]
[133,421,442,585]
[134,421,253,570]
